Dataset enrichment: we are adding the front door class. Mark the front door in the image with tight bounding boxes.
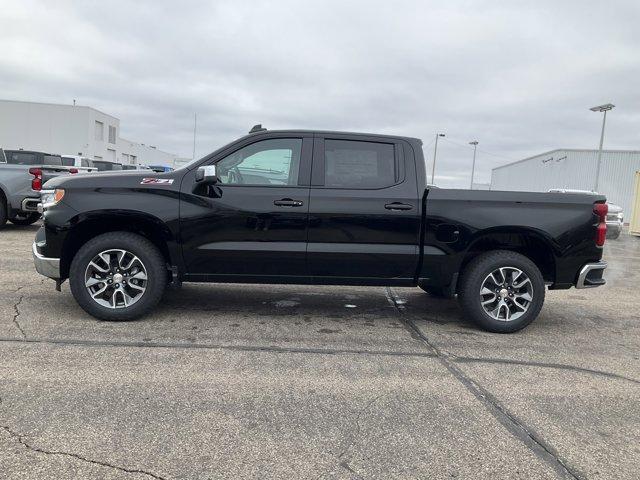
[306,136,421,283]
[180,136,312,280]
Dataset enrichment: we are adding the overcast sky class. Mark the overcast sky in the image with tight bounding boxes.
[1,0,638,186]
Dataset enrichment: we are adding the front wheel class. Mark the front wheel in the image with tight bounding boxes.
[10,212,41,226]
[69,232,167,321]
[457,250,545,333]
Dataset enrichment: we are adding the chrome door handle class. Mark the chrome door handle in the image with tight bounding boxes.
[274,198,304,207]
[385,202,413,211]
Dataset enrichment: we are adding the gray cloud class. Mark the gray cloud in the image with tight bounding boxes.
[1,0,638,186]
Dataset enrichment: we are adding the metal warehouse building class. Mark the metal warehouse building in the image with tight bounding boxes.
[491,149,640,216]
[0,99,188,168]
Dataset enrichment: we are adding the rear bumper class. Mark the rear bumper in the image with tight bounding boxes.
[576,261,607,289]
[21,197,40,212]
[32,242,60,279]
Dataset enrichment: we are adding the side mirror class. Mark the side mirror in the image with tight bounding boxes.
[195,165,218,184]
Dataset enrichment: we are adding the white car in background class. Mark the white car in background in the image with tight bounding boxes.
[549,188,624,239]
[61,155,97,173]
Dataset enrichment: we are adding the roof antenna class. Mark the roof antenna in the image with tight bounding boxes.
[249,124,267,133]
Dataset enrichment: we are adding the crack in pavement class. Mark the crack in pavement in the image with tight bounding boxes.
[385,287,583,480]
[12,295,26,339]
[452,356,640,386]
[0,336,437,359]
[0,424,168,480]
[314,394,389,480]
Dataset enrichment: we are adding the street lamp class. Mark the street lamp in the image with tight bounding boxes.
[589,103,614,192]
[469,141,479,189]
[431,133,445,184]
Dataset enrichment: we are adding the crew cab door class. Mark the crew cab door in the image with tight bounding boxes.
[307,135,421,283]
[179,134,312,280]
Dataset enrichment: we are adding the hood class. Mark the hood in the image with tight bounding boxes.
[43,170,178,190]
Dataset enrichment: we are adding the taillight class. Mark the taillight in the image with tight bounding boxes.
[29,167,43,191]
[594,202,608,247]
[69,168,78,174]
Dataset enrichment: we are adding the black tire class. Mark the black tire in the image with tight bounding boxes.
[0,198,7,230]
[419,285,450,298]
[69,231,167,321]
[9,212,41,226]
[457,250,545,333]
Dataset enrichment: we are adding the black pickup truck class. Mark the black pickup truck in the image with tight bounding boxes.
[33,126,608,332]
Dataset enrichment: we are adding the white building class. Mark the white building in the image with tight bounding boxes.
[491,149,640,215]
[0,99,185,168]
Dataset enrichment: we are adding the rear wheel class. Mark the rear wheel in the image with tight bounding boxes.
[0,198,7,230]
[69,232,167,321]
[10,212,40,226]
[458,250,545,333]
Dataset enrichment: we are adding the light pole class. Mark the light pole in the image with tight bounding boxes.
[431,133,445,184]
[469,141,478,189]
[589,103,614,192]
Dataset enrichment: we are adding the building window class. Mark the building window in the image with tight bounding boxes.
[94,155,103,160]
[108,125,116,144]
[130,155,137,164]
[94,121,104,141]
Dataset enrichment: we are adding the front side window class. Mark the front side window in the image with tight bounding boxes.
[324,140,397,188]
[216,138,302,186]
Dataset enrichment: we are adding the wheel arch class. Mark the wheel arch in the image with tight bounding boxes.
[457,227,558,289]
[60,210,176,279]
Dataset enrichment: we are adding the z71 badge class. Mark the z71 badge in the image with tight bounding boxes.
[140,178,174,185]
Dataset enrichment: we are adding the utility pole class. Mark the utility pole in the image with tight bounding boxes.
[431,133,445,184]
[589,103,614,192]
[469,141,479,189]
[192,113,197,160]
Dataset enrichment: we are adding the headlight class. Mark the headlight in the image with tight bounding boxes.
[39,189,65,210]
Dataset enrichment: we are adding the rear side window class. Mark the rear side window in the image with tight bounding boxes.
[324,140,398,188]
[62,157,75,166]
[7,152,37,165]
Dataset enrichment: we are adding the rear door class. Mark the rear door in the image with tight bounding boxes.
[307,135,421,283]
[180,134,313,280]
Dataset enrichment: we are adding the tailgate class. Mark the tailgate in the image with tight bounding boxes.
[41,165,76,183]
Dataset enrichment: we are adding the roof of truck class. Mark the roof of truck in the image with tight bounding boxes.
[246,125,423,144]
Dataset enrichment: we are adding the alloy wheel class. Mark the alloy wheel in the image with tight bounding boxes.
[84,249,148,309]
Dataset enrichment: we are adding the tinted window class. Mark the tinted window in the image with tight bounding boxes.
[324,140,397,188]
[81,159,94,168]
[93,161,122,171]
[6,152,37,165]
[216,138,302,185]
[62,157,75,166]
[43,155,62,166]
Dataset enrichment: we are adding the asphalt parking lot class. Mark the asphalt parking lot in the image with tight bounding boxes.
[1,225,639,480]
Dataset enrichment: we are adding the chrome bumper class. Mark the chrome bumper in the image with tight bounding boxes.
[32,242,60,279]
[576,261,607,289]
[21,197,40,212]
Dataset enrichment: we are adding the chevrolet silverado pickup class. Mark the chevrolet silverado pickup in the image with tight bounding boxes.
[32,127,608,332]
[0,149,78,228]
